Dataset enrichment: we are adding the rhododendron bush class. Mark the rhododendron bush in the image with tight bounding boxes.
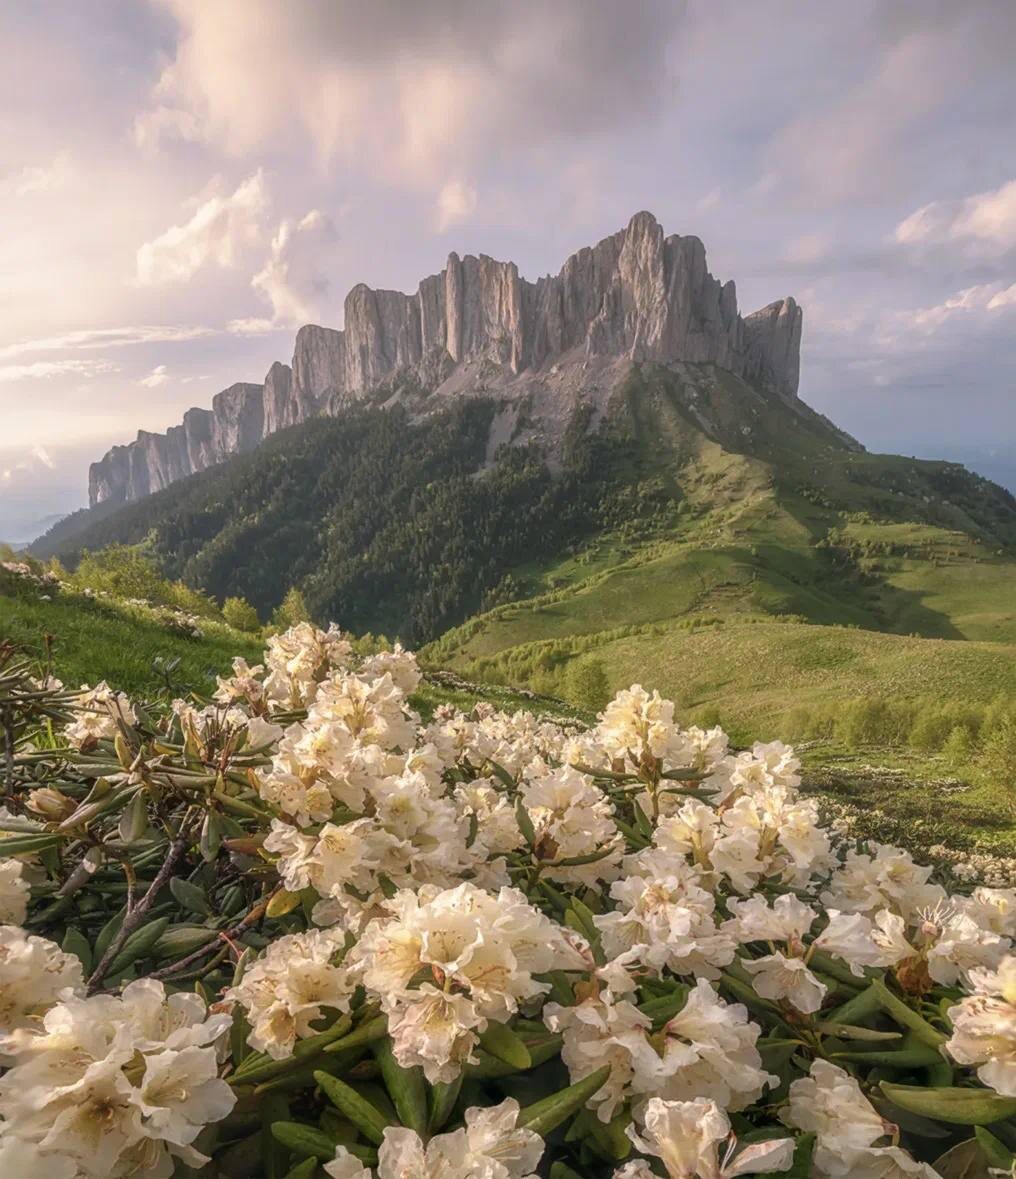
[1,628,1014,1179]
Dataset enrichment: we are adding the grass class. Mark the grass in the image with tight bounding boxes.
[1,588,261,698]
[798,743,1015,860]
[443,617,1016,738]
[4,583,1011,861]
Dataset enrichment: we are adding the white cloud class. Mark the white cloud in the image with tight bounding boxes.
[226,317,277,336]
[0,358,117,383]
[5,152,72,196]
[250,210,338,325]
[435,179,478,232]
[139,1,683,201]
[0,324,217,361]
[904,280,1016,329]
[135,170,267,285]
[139,364,170,387]
[132,104,202,152]
[29,445,54,470]
[783,232,829,266]
[695,187,722,214]
[895,178,1016,251]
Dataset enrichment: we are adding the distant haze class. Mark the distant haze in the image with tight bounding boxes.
[1,0,1015,539]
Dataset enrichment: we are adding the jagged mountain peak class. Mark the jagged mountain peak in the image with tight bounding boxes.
[89,213,803,507]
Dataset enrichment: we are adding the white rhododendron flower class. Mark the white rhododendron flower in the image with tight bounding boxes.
[945,955,1016,1095]
[0,925,84,1041]
[627,1096,794,1178]
[780,1060,941,1177]
[359,643,422,696]
[520,763,623,887]
[821,846,945,921]
[2,636,1001,1179]
[63,681,136,748]
[545,987,654,1122]
[0,979,234,1177]
[0,858,30,925]
[596,849,735,978]
[263,621,352,708]
[644,980,775,1111]
[324,1097,543,1178]
[225,927,352,1059]
[596,683,687,768]
[349,883,586,1081]
[213,655,267,711]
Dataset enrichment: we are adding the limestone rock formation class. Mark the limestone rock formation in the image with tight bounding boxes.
[89,212,804,506]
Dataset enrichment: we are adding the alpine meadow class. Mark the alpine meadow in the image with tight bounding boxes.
[3,6,1016,1179]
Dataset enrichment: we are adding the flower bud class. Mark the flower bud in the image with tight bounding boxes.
[26,786,76,821]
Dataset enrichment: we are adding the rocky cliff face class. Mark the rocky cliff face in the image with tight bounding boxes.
[89,212,803,506]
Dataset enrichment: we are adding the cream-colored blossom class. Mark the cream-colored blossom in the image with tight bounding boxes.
[945,955,1016,1095]
[628,1097,794,1178]
[226,927,352,1059]
[0,925,84,1041]
[0,858,30,925]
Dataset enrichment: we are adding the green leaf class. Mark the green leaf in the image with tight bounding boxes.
[478,1022,532,1070]
[270,1121,336,1162]
[633,800,654,838]
[261,1094,290,1179]
[170,876,212,915]
[549,1164,586,1179]
[589,1106,632,1160]
[517,1065,611,1137]
[785,1133,816,1179]
[61,926,93,973]
[232,1015,354,1084]
[880,1082,1016,1126]
[93,903,127,961]
[871,980,947,1048]
[322,1014,388,1054]
[638,987,689,1026]
[106,915,171,976]
[429,1076,463,1133]
[283,1159,319,1179]
[515,798,536,846]
[0,832,62,855]
[832,1045,943,1068]
[816,1021,901,1042]
[974,1127,1015,1170]
[118,790,149,843]
[825,980,885,1026]
[152,924,218,959]
[200,810,223,862]
[313,1071,392,1146]
[373,1037,428,1134]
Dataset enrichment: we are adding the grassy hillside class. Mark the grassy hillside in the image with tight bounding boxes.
[434,615,1016,738]
[34,363,1016,653]
[1,578,261,697]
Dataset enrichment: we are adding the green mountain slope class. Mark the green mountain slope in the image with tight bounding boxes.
[34,363,1016,691]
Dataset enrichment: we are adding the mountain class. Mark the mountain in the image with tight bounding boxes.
[88,212,801,507]
[35,213,1016,712]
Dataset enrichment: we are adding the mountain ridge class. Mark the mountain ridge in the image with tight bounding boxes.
[89,211,802,506]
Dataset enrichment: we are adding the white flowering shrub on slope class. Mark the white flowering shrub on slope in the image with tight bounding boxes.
[0,627,1015,1179]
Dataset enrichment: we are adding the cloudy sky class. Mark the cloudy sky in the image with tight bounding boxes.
[1,0,1015,539]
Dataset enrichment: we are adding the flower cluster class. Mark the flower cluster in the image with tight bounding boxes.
[2,621,1014,1178]
[0,979,233,1177]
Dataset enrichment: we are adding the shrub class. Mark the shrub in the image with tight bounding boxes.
[0,628,1008,1179]
[561,658,610,711]
[269,586,311,631]
[222,595,261,632]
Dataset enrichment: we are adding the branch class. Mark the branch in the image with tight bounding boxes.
[148,886,280,982]
[86,824,192,993]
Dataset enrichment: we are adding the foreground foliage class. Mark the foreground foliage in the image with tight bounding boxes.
[1,625,1015,1178]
